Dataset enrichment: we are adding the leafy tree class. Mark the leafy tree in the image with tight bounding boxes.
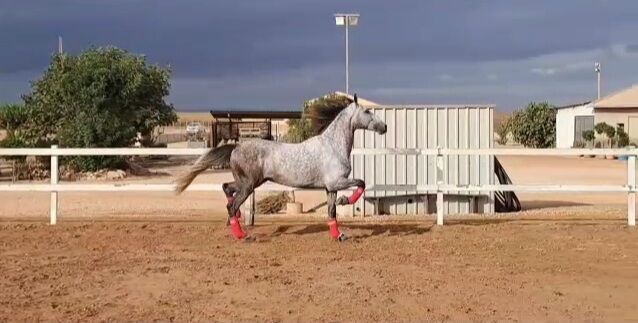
[509,102,556,148]
[21,46,177,171]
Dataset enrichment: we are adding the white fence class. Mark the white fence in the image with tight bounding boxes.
[0,146,636,227]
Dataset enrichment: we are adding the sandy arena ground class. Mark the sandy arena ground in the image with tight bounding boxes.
[2,155,638,322]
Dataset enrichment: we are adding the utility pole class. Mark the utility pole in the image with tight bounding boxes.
[58,36,63,54]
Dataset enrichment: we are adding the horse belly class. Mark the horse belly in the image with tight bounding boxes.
[263,151,324,188]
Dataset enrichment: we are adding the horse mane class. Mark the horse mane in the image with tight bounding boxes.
[304,94,353,134]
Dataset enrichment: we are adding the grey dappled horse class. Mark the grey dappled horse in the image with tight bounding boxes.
[174,95,387,241]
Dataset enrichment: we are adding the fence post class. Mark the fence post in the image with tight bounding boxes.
[436,146,444,225]
[50,145,59,225]
[628,154,636,227]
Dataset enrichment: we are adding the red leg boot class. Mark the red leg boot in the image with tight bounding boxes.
[327,220,347,241]
[229,215,246,240]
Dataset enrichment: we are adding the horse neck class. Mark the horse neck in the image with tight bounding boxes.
[320,109,355,156]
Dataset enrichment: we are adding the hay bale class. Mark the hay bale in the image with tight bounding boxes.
[256,191,291,214]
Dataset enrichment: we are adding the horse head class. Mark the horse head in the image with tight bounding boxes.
[349,94,387,135]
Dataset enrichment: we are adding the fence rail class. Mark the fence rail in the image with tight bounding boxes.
[1,146,636,227]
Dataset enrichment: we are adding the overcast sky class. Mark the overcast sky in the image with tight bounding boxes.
[1,0,638,111]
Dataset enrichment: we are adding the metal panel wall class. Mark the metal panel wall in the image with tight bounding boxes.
[347,105,494,216]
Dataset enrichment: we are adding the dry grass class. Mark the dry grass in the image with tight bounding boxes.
[255,191,291,214]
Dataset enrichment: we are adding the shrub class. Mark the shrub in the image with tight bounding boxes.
[509,102,556,148]
[617,127,629,147]
[573,140,586,148]
[495,116,511,145]
[582,130,595,143]
[283,93,351,143]
[0,103,28,136]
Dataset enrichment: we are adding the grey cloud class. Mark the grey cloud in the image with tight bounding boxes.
[2,1,638,110]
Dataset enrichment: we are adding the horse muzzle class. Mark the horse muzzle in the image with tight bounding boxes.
[376,123,388,135]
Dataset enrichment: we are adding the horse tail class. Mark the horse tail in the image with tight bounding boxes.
[174,144,237,194]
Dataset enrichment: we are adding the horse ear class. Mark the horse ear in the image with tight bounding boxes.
[353,93,358,105]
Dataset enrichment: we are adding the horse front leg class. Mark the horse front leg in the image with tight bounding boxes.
[326,190,347,242]
[332,178,365,206]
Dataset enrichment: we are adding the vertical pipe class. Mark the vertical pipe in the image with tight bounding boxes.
[50,145,59,225]
[436,147,444,225]
[597,70,601,100]
[628,155,636,226]
[246,193,255,227]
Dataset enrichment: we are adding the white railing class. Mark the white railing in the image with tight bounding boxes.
[0,146,636,227]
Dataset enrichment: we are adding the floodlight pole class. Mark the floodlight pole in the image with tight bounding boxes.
[345,21,349,95]
[335,13,359,95]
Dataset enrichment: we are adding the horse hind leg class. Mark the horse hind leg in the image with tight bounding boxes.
[226,184,256,240]
[222,182,239,226]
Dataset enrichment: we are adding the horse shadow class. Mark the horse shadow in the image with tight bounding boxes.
[270,222,432,240]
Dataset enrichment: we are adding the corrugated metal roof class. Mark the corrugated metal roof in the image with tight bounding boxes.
[594,84,638,108]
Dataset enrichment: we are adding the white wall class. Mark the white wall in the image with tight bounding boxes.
[555,103,594,148]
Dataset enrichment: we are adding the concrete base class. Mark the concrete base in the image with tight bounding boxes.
[337,205,354,217]
[286,202,303,215]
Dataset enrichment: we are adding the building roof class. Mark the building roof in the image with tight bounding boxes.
[594,84,638,109]
[209,110,302,120]
[554,101,592,110]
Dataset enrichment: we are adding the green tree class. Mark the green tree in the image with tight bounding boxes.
[510,102,556,148]
[21,46,177,171]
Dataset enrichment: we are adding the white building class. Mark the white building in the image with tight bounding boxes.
[554,101,594,148]
[555,84,638,148]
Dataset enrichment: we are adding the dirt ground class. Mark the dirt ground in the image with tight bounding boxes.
[2,155,638,322]
[1,213,637,322]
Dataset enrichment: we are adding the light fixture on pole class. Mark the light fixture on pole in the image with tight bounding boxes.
[334,13,359,95]
[594,62,601,100]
